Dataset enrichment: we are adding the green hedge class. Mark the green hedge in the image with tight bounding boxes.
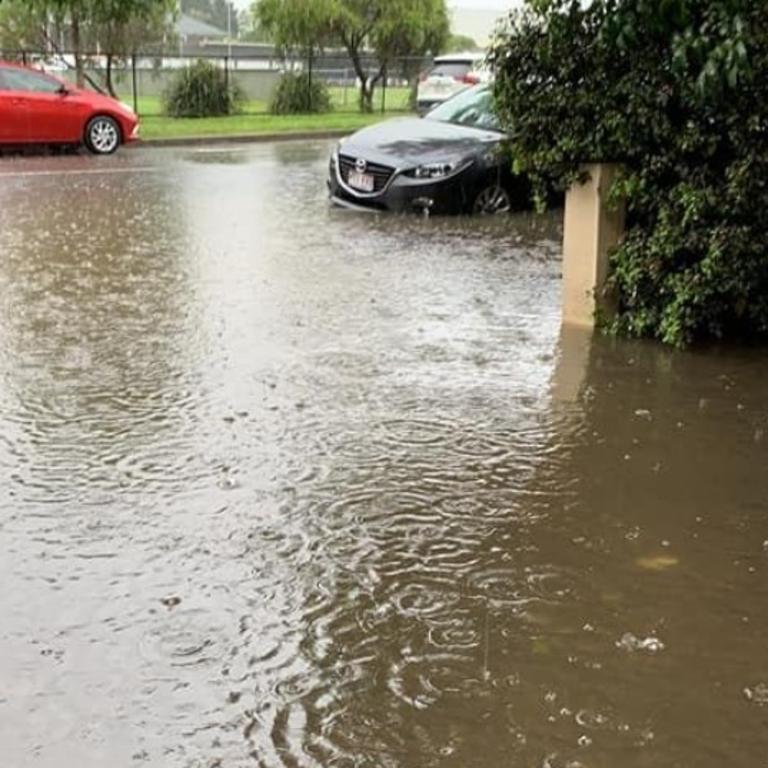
[163,60,243,118]
[491,0,768,346]
[270,72,332,115]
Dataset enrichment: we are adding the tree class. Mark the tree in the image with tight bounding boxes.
[0,0,95,86]
[333,0,449,112]
[0,2,43,52]
[255,0,334,110]
[27,0,92,86]
[0,0,175,90]
[181,0,239,36]
[491,0,768,346]
[255,0,333,56]
[91,0,176,97]
[446,33,481,52]
[238,8,268,42]
[252,0,448,112]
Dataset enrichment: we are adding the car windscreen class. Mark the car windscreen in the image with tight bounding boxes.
[428,62,472,80]
[424,87,501,132]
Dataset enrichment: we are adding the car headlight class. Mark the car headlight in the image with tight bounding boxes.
[407,159,472,180]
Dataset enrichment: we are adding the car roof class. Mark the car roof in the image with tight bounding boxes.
[0,60,68,83]
[0,60,45,72]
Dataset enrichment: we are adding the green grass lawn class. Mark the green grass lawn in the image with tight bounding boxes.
[329,85,412,112]
[117,83,414,142]
[138,111,411,141]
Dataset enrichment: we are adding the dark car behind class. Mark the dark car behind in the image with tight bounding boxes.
[328,86,529,215]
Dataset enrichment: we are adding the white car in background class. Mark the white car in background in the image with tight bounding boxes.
[416,53,491,113]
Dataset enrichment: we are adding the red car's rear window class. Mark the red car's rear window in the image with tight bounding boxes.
[0,66,61,93]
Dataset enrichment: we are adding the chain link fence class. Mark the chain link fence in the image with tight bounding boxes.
[0,48,435,118]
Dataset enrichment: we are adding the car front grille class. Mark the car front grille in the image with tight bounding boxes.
[338,154,395,193]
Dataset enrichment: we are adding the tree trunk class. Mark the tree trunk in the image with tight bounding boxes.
[408,75,419,111]
[307,47,313,112]
[105,54,117,98]
[347,47,374,113]
[359,80,374,113]
[71,13,84,88]
[360,66,386,114]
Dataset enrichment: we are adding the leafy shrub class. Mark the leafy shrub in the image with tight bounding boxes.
[490,0,768,346]
[270,72,331,115]
[163,60,243,118]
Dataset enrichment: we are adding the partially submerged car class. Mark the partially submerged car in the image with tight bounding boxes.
[328,86,529,216]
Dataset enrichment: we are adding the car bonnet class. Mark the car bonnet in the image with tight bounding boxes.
[339,117,502,170]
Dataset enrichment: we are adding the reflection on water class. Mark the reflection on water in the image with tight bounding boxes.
[0,143,767,768]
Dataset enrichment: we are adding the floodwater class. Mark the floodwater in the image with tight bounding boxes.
[0,143,766,768]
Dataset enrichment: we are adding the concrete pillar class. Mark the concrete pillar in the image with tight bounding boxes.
[562,164,626,328]
[550,324,593,404]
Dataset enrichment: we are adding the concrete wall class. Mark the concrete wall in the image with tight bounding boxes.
[68,68,281,103]
[121,68,281,102]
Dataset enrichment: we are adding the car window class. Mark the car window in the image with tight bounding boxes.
[425,86,501,132]
[429,63,472,79]
[1,67,62,93]
[0,68,14,90]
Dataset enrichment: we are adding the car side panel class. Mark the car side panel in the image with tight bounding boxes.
[0,77,29,142]
[24,91,89,143]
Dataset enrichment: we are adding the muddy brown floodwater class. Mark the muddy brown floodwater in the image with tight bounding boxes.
[0,143,767,768]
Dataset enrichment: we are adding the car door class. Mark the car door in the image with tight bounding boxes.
[1,67,82,143]
[0,67,31,142]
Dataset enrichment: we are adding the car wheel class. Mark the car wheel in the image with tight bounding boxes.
[85,116,121,155]
[472,183,513,215]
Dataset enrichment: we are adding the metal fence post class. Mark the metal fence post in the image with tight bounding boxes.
[381,64,387,114]
[131,53,138,115]
[307,48,313,113]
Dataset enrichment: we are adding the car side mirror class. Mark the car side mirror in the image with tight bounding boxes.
[57,84,70,96]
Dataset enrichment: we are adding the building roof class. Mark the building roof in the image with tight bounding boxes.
[176,13,227,39]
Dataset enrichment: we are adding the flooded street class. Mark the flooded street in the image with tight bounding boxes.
[1,142,767,767]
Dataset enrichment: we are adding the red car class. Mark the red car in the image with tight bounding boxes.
[0,61,139,154]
